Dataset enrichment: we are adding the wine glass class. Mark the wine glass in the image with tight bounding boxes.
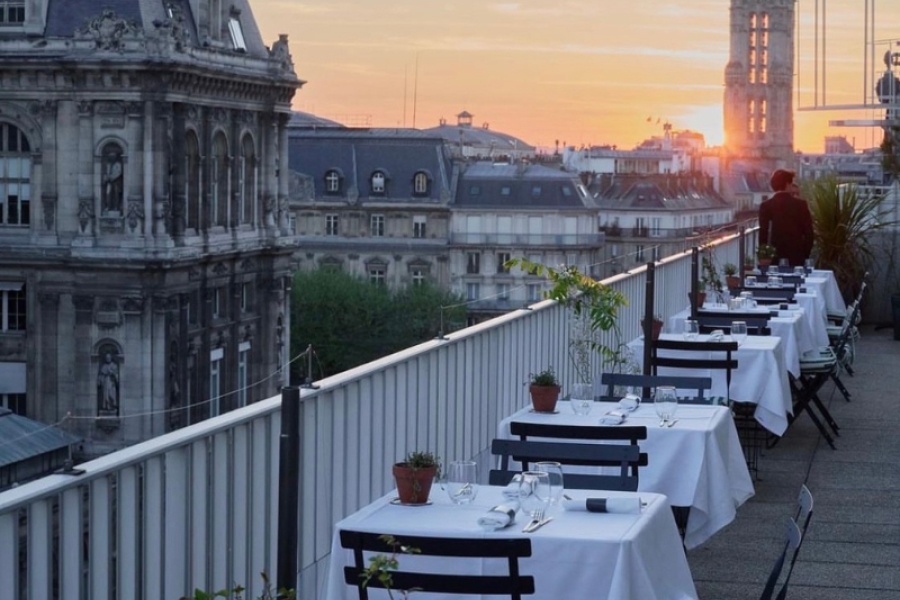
[654,386,678,426]
[570,382,593,416]
[731,321,748,346]
[683,319,699,340]
[518,471,551,519]
[804,258,815,274]
[535,461,564,506]
[443,460,478,505]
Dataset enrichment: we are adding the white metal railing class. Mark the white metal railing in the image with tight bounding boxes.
[0,232,750,600]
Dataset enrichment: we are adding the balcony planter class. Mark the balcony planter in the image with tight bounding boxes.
[529,367,560,413]
[392,451,440,505]
[641,317,663,341]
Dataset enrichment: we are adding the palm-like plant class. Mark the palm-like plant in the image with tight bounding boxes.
[803,176,896,301]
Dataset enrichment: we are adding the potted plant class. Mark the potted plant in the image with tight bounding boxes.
[528,367,561,412]
[392,451,440,505]
[756,244,777,267]
[724,263,740,289]
[640,315,664,340]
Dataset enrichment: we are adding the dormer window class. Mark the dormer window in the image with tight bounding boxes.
[371,171,386,195]
[413,171,430,195]
[0,1,25,25]
[228,14,247,52]
[325,170,342,194]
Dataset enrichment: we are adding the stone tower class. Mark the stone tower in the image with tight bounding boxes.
[724,0,795,168]
[0,1,302,456]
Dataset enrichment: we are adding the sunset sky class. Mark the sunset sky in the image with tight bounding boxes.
[253,1,900,153]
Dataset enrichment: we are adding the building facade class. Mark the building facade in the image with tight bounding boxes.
[724,0,795,167]
[0,1,300,455]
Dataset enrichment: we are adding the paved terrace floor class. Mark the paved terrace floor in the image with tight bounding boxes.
[686,325,900,599]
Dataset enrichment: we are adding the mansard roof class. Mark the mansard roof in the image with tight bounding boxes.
[0,408,81,470]
[287,129,454,202]
[592,173,728,211]
[454,162,591,209]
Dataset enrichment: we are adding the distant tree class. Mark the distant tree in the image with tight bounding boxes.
[290,269,466,383]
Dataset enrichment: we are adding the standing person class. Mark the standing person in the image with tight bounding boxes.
[758,169,814,266]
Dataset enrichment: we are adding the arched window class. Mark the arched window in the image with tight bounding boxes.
[325,170,342,194]
[211,132,229,227]
[413,171,430,195]
[185,131,201,231]
[371,171,386,195]
[0,122,31,227]
[239,134,255,225]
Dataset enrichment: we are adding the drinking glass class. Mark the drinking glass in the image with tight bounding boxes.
[731,321,748,346]
[793,266,805,276]
[804,258,815,274]
[778,258,790,270]
[518,471,551,519]
[745,275,757,287]
[444,460,478,505]
[570,382,593,416]
[535,461,564,505]
[683,319,699,340]
[654,386,678,425]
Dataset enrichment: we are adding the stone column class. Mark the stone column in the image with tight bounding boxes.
[77,101,95,238]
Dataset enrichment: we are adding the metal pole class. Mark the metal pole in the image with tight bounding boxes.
[690,247,700,319]
[276,386,301,597]
[642,262,655,385]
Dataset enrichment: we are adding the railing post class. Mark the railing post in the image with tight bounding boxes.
[642,262,655,383]
[277,386,301,597]
[690,247,700,319]
[739,225,746,276]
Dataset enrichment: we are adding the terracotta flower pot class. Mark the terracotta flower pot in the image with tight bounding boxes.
[392,463,438,505]
[529,384,560,413]
[641,319,663,341]
[688,291,707,309]
[726,275,741,289]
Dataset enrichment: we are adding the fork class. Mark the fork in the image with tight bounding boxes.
[523,507,545,532]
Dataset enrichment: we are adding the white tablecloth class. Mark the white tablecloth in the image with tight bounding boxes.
[324,486,698,600]
[499,403,754,549]
[629,333,793,436]
[809,270,846,313]
[668,305,815,377]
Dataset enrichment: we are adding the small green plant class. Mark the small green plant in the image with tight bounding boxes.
[529,367,559,387]
[401,450,440,470]
[179,572,295,600]
[700,253,723,294]
[723,263,738,276]
[361,535,422,599]
[756,244,777,260]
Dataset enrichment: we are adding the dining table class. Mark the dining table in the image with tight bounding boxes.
[498,401,754,549]
[324,485,699,600]
[628,333,793,436]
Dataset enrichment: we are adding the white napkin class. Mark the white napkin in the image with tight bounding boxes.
[501,474,522,500]
[599,410,626,426]
[561,497,641,514]
[477,505,518,531]
[618,394,640,412]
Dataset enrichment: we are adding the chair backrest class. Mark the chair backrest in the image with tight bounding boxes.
[493,421,648,491]
[736,287,796,303]
[600,372,713,403]
[696,312,770,333]
[490,438,644,492]
[773,485,814,600]
[340,530,535,599]
[759,517,803,600]
[650,339,738,401]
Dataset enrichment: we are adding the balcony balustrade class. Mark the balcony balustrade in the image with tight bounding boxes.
[449,232,603,246]
[0,232,747,599]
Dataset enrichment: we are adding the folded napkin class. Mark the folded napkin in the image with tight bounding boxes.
[599,410,626,426]
[477,504,518,531]
[501,474,522,500]
[618,394,640,412]
[561,497,642,514]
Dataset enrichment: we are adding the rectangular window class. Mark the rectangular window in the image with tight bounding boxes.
[652,246,660,262]
[466,283,480,301]
[326,214,339,236]
[497,252,511,274]
[209,348,223,417]
[0,157,31,226]
[527,284,541,302]
[369,268,386,286]
[610,244,619,258]
[635,245,645,262]
[1,393,25,415]
[566,253,577,267]
[0,1,25,24]
[228,17,247,51]
[370,214,385,237]
[466,252,480,275]
[413,215,426,238]
[240,283,250,312]
[411,269,425,286]
[1,283,25,332]
[211,288,221,320]
[497,283,510,300]
[237,342,250,408]
[650,218,662,237]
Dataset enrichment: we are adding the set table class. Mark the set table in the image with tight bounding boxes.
[325,485,698,600]
[499,401,754,549]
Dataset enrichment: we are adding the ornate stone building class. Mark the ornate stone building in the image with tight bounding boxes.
[724,0,795,169]
[0,1,301,455]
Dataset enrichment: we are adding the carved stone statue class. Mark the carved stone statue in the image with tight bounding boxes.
[102,146,124,214]
[97,352,120,415]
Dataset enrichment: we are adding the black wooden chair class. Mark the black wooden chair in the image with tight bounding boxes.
[695,312,771,336]
[491,421,648,492]
[600,372,713,404]
[340,530,535,599]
